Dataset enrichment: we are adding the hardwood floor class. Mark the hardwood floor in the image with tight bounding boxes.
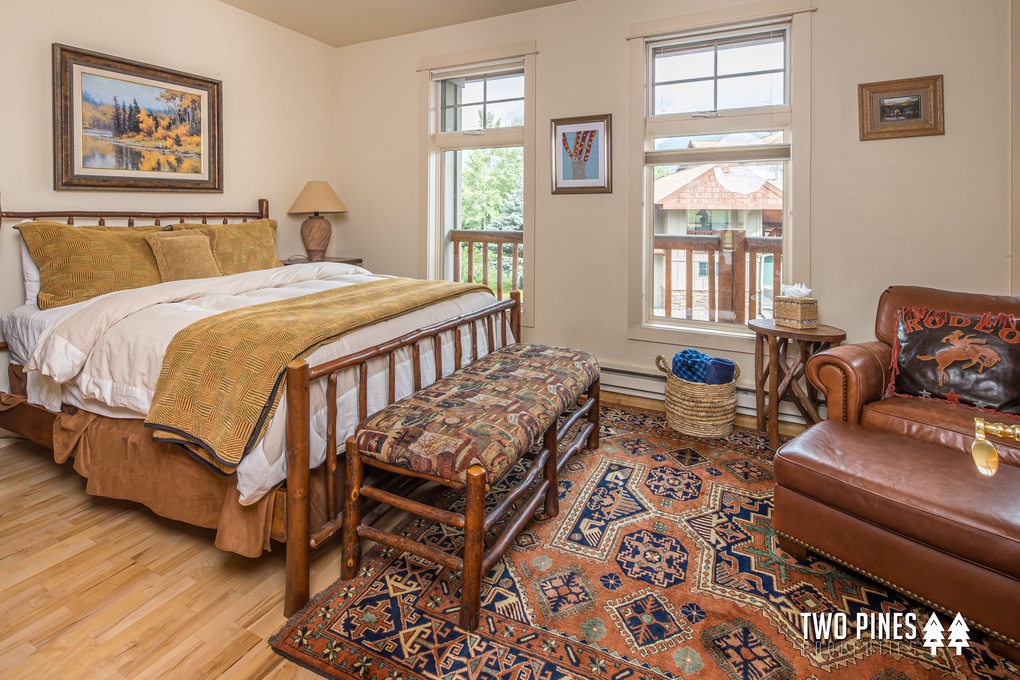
[0,393,787,678]
[0,439,333,679]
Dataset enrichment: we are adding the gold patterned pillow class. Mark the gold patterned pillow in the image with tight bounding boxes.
[172,218,281,275]
[15,222,165,309]
[145,231,224,282]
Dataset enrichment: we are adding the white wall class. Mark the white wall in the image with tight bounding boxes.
[335,0,1012,387]
[0,0,337,318]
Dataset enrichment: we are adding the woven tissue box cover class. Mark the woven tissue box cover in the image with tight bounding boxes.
[774,296,818,329]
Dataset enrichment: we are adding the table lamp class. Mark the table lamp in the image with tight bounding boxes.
[288,181,348,261]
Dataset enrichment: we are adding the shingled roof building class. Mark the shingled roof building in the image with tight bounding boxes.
[651,158,783,320]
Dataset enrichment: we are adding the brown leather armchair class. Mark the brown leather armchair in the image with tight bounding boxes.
[775,285,1020,661]
[806,285,1020,465]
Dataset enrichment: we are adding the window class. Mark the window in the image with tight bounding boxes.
[650,131,788,323]
[421,44,536,327]
[630,17,806,336]
[652,31,786,115]
[441,71,524,132]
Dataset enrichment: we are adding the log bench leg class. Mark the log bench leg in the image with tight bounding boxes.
[460,464,487,632]
[543,426,559,517]
[341,439,363,581]
[587,377,601,451]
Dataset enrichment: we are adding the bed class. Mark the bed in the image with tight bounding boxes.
[0,198,520,615]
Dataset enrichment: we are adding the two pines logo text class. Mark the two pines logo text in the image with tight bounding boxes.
[801,612,970,656]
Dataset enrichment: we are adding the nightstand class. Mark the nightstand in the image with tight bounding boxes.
[283,256,363,266]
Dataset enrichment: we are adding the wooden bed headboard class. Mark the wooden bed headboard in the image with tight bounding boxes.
[0,197,271,391]
[0,196,269,227]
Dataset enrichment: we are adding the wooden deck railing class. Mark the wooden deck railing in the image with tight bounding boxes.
[449,229,524,299]
[655,231,782,324]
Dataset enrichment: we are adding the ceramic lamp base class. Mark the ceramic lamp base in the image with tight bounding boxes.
[300,215,332,261]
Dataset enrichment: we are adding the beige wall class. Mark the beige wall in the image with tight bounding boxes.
[1014,0,1020,294]
[0,0,337,318]
[1,0,1008,397]
[335,0,1011,387]
[811,0,1010,339]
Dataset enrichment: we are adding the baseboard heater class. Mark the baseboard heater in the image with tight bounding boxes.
[599,363,818,424]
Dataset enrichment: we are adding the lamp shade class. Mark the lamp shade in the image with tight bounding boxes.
[288,181,348,215]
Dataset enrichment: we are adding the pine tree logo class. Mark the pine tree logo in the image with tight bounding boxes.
[947,613,971,654]
[922,613,945,656]
[922,612,971,656]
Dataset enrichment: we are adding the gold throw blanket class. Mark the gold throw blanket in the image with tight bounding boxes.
[145,278,490,474]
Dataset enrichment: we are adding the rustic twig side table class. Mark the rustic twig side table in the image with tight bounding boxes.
[748,318,846,449]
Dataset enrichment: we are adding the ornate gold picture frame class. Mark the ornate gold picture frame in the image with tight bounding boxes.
[858,74,944,142]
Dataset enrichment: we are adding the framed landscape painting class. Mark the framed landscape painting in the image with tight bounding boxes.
[53,44,223,191]
[551,114,612,194]
[858,74,944,142]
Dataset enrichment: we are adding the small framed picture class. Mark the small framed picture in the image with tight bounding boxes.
[858,75,944,142]
[551,114,612,194]
[53,43,223,191]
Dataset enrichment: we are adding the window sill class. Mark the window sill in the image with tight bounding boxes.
[628,321,756,354]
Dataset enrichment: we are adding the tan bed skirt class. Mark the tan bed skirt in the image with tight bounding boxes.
[7,364,331,558]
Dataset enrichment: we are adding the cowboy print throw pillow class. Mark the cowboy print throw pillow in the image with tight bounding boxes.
[887,307,1020,416]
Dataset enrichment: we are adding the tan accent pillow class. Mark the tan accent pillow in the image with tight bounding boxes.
[145,231,224,282]
[173,218,282,275]
[15,222,165,309]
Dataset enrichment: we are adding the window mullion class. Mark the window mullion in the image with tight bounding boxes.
[712,41,719,112]
[655,75,718,88]
[716,68,785,80]
[482,76,488,129]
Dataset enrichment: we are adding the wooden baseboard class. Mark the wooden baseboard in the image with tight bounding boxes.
[600,391,665,413]
[601,389,806,438]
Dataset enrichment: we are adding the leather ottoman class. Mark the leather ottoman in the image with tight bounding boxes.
[773,420,1020,657]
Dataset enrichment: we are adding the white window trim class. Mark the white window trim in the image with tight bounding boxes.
[627,1,813,351]
[419,42,537,329]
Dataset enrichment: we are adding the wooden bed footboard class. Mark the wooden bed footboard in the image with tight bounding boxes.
[281,291,521,615]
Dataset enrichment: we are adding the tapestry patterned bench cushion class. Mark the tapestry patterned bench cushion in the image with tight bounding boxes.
[354,343,600,484]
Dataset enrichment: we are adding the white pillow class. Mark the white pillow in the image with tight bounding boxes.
[20,236,41,307]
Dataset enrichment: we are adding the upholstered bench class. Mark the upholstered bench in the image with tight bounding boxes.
[342,343,601,631]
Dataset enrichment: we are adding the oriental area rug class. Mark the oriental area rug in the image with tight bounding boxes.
[272,405,1019,680]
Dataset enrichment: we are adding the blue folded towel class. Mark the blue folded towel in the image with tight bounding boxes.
[672,349,709,383]
[705,357,736,384]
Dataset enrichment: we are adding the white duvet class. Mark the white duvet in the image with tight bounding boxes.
[3,263,502,503]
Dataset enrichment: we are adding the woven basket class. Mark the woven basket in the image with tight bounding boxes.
[655,355,740,438]
[774,296,818,329]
